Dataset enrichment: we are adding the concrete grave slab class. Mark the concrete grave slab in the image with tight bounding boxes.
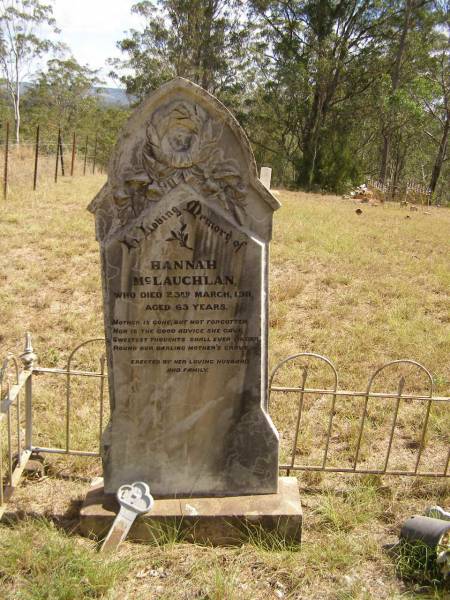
[79,477,302,546]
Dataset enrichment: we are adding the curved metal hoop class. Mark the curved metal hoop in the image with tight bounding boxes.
[366,359,433,397]
[66,338,106,372]
[269,352,339,474]
[269,352,338,400]
[0,353,19,388]
[354,359,435,473]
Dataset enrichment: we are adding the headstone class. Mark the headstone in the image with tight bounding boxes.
[88,78,280,497]
[259,166,272,190]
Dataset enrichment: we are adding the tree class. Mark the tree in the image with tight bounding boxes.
[377,0,438,184]
[20,57,130,172]
[23,57,101,135]
[110,0,249,104]
[0,0,61,142]
[88,105,131,170]
[424,41,449,197]
[248,0,392,190]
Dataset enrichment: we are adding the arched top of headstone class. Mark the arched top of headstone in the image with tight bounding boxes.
[88,77,280,242]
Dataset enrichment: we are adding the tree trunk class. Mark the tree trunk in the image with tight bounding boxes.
[14,103,20,144]
[391,140,406,200]
[429,113,449,195]
[379,134,390,182]
[200,0,217,92]
[300,85,325,188]
[14,57,21,144]
[379,0,413,183]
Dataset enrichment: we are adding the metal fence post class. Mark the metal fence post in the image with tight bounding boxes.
[20,333,36,451]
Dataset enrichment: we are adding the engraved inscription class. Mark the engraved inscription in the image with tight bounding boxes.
[88,78,280,498]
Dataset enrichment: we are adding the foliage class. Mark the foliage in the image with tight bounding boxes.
[88,104,131,169]
[391,539,448,589]
[243,0,449,195]
[109,0,250,109]
[22,57,101,137]
[0,0,63,142]
[0,0,448,197]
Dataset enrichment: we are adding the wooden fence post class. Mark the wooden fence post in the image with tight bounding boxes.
[3,122,9,199]
[33,125,40,191]
[59,132,65,176]
[3,122,9,200]
[92,133,98,175]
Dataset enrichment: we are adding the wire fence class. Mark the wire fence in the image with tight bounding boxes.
[0,122,104,199]
[269,353,449,478]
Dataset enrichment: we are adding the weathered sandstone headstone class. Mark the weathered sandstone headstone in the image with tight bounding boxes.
[260,166,272,190]
[88,78,280,497]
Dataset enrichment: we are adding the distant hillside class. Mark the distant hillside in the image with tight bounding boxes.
[1,83,133,108]
[94,87,133,107]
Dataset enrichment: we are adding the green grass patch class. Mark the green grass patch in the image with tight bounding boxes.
[0,519,128,599]
[390,539,449,591]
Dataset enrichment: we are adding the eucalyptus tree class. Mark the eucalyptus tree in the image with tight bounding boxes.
[248,0,392,190]
[23,57,101,135]
[0,0,62,142]
[424,39,449,197]
[110,0,249,105]
[376,0,440,184]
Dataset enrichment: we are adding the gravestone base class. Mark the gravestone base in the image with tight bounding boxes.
[79,477,302,546]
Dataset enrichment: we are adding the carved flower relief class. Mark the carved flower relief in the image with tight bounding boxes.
[145,101,204,174]
[111,99,248,230]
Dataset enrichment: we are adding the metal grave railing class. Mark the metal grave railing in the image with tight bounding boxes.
[269,353,449,478]
[0,337,449,519]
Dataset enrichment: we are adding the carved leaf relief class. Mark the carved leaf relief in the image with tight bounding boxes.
[112,100,247,233]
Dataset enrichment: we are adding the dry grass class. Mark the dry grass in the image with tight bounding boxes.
[0,179,449,599]
[269,190,450,479]
[0,143,95,193]
[270,190,449,389]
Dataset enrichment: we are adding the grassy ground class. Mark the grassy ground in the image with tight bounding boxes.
[0,176,449,599]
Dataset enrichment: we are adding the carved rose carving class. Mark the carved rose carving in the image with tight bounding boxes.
[112,100,247,228]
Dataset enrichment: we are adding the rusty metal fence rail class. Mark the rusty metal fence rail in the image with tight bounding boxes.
[30,338,106,458]
[269,353,450,478]
[367,176,432,204]
[1,337,449,519]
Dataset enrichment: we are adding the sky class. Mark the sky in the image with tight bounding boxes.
[51,0,142,86]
